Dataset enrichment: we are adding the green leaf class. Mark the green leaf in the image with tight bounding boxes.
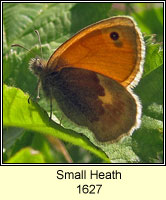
[3,84,109,163]
[70,3,112,32]
[132,115,163,163]
[144,43,163,76]
[5,147,45,163]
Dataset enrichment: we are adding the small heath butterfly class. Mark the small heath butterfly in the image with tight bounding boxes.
[14,16,145,143]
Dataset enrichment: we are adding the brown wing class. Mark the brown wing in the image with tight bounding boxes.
[47,16,145,88]
[48,67,141,142]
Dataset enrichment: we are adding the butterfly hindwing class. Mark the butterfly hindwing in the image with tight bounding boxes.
[42,67,139,142]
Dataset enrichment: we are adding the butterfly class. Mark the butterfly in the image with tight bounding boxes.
[13,16,145,143]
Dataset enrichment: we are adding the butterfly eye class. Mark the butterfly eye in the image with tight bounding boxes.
[36,58,42,66]
[110,32,119,40]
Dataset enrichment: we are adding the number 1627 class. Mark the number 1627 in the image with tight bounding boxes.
[77,184,102,194]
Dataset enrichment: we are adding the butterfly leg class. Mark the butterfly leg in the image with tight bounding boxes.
[49,88,53,120]
[28,79,41,103]
[59,114,63,125]
[36,79,41,99]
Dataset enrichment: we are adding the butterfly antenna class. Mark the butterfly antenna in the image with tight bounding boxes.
[11,44,38,57]
[35,30,43,59]
[11,44,30,52]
